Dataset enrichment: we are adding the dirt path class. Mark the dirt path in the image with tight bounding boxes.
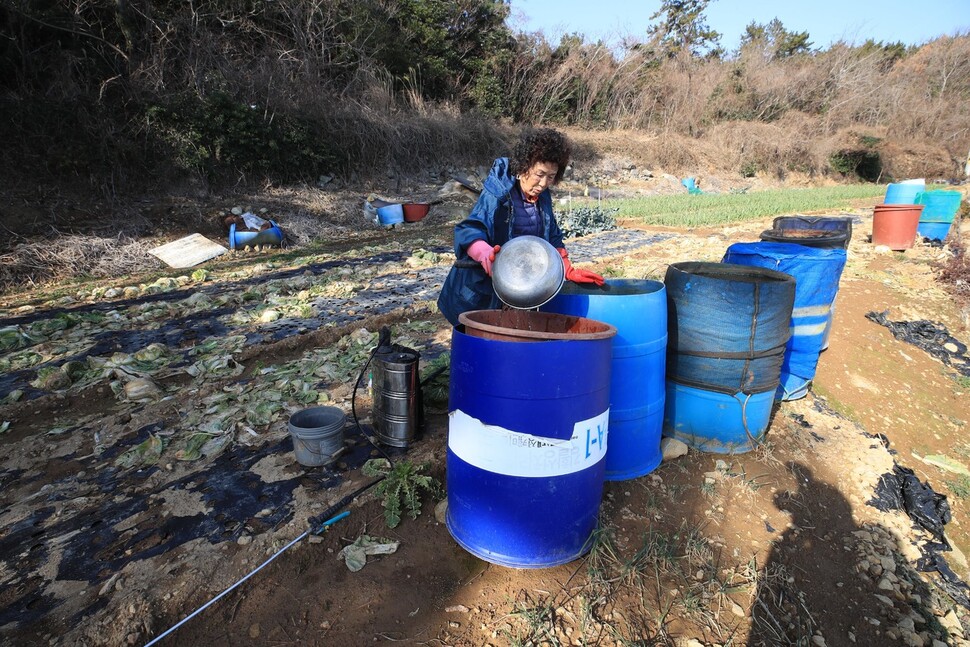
[1,197,969,647]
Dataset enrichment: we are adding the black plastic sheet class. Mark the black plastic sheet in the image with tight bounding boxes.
[870,465,951,546]
[868,465,970,608]
[917,549,970,609]
[866,310,970,377]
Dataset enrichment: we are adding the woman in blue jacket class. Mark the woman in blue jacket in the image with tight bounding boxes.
[437,128,604,326]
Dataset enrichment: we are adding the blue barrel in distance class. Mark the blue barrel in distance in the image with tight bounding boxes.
[446,325,614,568]
[723,242,847,401]
[918,191,962,223]
[917,221,953,241]
[229,220,284,249]
[377,203,405,226]
[543,279,667,480]
[884,182,924,205]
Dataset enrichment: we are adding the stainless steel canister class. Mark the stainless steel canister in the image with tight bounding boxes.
[371,348,420,447]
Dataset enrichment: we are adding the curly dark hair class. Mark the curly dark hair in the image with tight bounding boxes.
[509,128,571,184]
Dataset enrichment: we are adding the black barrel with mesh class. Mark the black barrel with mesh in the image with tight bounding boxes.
[769,215,854,249]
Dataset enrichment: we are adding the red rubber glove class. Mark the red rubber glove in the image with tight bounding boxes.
[558,248,605,286]
[467,239,502,276]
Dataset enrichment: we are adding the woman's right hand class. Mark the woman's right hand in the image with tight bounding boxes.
[467,239,502,276]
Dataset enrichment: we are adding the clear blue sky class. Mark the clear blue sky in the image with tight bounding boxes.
[511,0,970,52]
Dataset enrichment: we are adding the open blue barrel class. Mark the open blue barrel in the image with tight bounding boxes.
[542,279,666,480]
[723,242,847,401]
[771,216,853,348]
[447,312,615,568]
[884,182,924,205]
[663,262,795,453]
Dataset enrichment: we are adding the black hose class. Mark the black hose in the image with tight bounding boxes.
[308,478,384,532]
[350,327,395,466]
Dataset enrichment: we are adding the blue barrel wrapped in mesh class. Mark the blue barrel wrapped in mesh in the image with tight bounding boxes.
[723,242,847,400]
[662,262,795,453]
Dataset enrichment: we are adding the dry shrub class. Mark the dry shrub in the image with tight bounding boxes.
[886,34,970,142]
[940,224,970,302]
[707,117,820,178]
[0,235,160,292]
[876,137,957,180]
[3,2,968,195]
[520,33,969,180]
[565,128,703,173]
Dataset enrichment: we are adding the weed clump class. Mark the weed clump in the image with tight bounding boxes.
[362,458,440,529]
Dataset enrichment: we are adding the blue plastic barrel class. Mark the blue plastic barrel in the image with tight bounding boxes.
[681,177,702,194]
[663,262,794,453]
[542,279,666,480]
[446,318,615,568]
[917,221,953,241]
[377,203,405,226]
[229,220,284,250]
[884,182,924,205]
[723,242,847,401]
[664,383,775,453]
[772,216,854,348]
[664,262,795,395]
[918,191,962,223]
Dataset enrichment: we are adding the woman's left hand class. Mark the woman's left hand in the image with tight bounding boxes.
[558,248,605,286]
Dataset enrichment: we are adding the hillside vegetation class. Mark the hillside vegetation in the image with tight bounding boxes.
[0,1,968,195]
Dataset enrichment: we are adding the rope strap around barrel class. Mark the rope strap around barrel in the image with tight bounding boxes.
[739,281,761,399]
[668,374,779,398]
[733,391,765,450]
[670,341,789,361]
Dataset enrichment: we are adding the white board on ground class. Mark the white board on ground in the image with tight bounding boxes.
[149,234,228,268]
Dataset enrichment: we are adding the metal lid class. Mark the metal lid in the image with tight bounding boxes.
[491,235,565,309]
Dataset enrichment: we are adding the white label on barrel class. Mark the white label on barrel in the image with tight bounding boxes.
[448,409,609,478]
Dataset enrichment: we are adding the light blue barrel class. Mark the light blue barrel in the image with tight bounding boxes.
[664,383,775,453]
[228,220,284,249]
[884,182,924,205]
[446,316,615,568]
[918,190,962,222]
[542,279,666,480]
[723,242,847,401]
[377,203,404,226]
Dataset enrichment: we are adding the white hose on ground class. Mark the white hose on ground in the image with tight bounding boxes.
[143,510,350,647]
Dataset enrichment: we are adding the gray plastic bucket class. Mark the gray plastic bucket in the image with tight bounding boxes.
[288,406,346,467]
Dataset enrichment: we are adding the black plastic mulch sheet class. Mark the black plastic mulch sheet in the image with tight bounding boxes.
[865,310,970,377]
[870,465,951,545]
[869,464,970,608]
[917,549,970,610]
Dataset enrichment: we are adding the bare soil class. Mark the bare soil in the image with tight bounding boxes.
[1,180,969,647]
